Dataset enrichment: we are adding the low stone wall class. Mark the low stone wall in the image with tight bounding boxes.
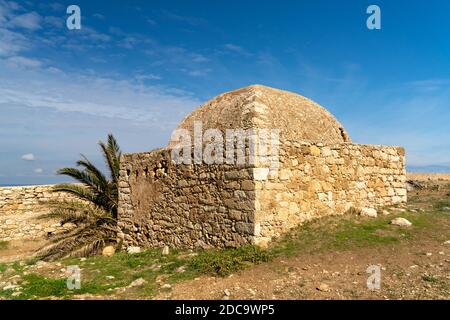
[0,185,74,241]
[118,142,407,249]
[407,173,450,181]
[118,148,256,249]
[253,142,406,246]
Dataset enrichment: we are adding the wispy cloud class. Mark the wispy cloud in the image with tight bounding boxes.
[93,13,105,20]
[0,61,200,126]
[9,11,42,30]
[146,18,157,26]
[187,68,211,77]
[162,10,207,26]
[5,55,42,68]
[21,153,35,161]
[0,27,29,56]
[223,43,251,56]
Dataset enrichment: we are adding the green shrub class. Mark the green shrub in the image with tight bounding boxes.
[189,245,272,277]
[0,240,9,250]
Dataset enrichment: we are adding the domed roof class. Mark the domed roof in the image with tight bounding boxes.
[169,85,350,147]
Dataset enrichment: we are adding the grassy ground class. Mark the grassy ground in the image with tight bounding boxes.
[0,241,8,251]
[1,181,449,300]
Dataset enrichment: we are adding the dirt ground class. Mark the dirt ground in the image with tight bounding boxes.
[154,179,450,300]
[0,240,44,264]
[156,240,449,300]
[1,176,450,300]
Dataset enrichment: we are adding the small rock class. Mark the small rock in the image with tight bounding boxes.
[35,261,48,267]
[390,217,412,227]
[102,246,115,257]
[2,284,19,291]
[175,266,186,273]
[127,246,141,254]
[155,275,169,284]
[443,240,450,245]
[224,289,231,296]
[317,283,330,292]
[162,246,170,255]
[361,207,377,218]
[442,207,450,211]
[11,291,22,297]
[62,222,77,229]
[382,210,390,216]
[106,276,115,280]
[3,267,15,276]
[129,278,146,287]
[161,284,172,290]
[80,258,87,262]
[426,252,432,256]
[150,264,161,271]
[439,252,444,255]
[248,288,257,295]
[8,275,21,284]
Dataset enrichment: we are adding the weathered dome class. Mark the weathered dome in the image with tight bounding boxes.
[169,85,350,146]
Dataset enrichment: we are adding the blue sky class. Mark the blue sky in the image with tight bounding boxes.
[1,0,450,185]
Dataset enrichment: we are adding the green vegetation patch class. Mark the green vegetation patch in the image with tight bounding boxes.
[270,210,433,257]
[189,245,272,277]
[0,240,9,250]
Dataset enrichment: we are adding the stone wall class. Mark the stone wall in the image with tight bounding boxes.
[0,185,74,241]
[118,148,257,249]
[253,142,406,246]
[118,142,406,249]
[407,173,450,181]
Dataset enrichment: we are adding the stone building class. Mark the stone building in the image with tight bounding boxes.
[117,85,406,248]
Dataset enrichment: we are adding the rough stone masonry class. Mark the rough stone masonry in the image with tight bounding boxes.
[117,85,406,248]
[0,185,75,241]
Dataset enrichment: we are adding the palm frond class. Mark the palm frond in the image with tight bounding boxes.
[99,133,121,184]
[52,183,97,204]
[38,134,122,260]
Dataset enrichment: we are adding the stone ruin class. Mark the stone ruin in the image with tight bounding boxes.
[117,85,406,249]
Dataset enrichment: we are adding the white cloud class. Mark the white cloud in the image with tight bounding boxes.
[134,74,161,82]
[9,12,42,30]
[223,43,251,56]
[34,168,43,173]
[0,27,29,57]
[0,61,200,127]
[48,2,65,12]
[21,153,35,161]
[191,53,209,62]
[93,13,105,20]
[187,68,211,77]
[146,18,157,25]
[5,55,42,68]
[0,0,21,24]
[43,16,63,28]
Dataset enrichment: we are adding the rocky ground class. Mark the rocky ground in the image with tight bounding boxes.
[0,177,449,300]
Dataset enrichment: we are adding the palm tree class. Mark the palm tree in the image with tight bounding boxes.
[53,134,121,218]
[36,134,122,260]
